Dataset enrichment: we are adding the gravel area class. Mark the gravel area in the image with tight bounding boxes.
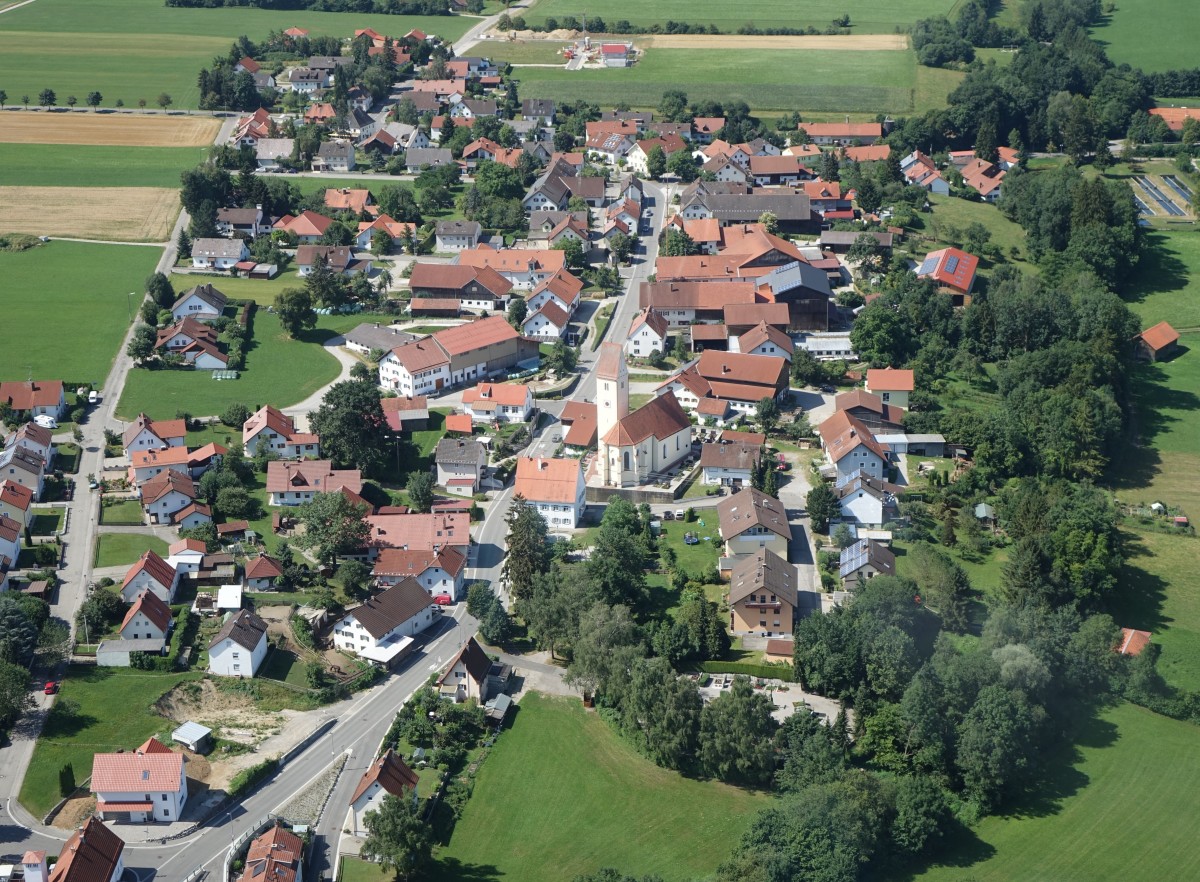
[278,753,347,825]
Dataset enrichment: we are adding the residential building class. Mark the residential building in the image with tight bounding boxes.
[522,301,570,340]
[378,337,452,397]
[296,244,371,277]
[839,539,896,587]
[437,635,510,703]
[343,323,417,357]
[381,395,429,432]
[372,546,467,600]
[798,121,883,146]
[514,457,586,530]
[700,441,760,487]
[434,437,487,493]
[733,321,793,361]
[916,247,979,306]
[238,825,303,882]
[600,42,632,67]
[864,368,914,409]
[366,511,471,557]
[0,380,66,419]
[171,284,227,322]
[274,210,333,243]
[521,98,555,122]
[266,460,363,506]
[119,551,178,603]
[190,238,248,270]
[91,738,187,822]
[0,514,21,574]
[154,318,227,369]
[728,548,798,637]
[244,554,284,590]
[208,609,269,677]
[436,220,482,252]
[140,471,200,526]
[128,445,192,487]
[47,816,125,882]
[659,350,789,415]
[0,446,44,498]
[639,280,758,326]
[818,410,890,487]
[242,405,321,459]
[1135,321,1181,363]
[355,213,416,251]
[407,263,512,312]
[312,139,355,172]
[457,246,566,290]
[5,422,53,466]
[406,147,455,172]
[120,590,173,642]
[333,578,438,666]
[324,187,374,215]
[0,479,34,529]
[462,382,534,424]
[717,487,792,559]
[835,470,898,526]
[525,269,583,316]
[379,315,537,394]
[834,390,904,433]
[723,302,791,335]
[349,749,419,835]
[625,309,670,359]
[255,138,295,170]
[167,537,206,575]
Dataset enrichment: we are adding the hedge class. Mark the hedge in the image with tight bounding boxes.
[228,757,278,799]
[698,661,796,682]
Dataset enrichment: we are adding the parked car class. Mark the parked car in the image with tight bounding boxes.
[662,510,674,521]
[34,415,58,429]
[43,681,58,695]
[88,390,99,404]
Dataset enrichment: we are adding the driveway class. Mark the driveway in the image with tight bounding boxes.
[281,337,359,429]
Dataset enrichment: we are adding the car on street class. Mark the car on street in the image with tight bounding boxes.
[88,390,99,404]
[43,681,58,695]
[819,385,835,394]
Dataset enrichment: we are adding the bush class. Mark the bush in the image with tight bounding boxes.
[227,757,278,798]
[220,402,250,428]
[697,660,796,682]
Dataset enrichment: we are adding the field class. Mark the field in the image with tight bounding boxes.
[919,192,1033,268]
[1121,230,1200,330]
[0,186,178,241]
[0,241,158,382]
[1093,0,1200,72]
[0,0,473,109]
[526,0,957,33]
[172,269,305,306]
[94,532,169,568]
[512,46,960,114]
[438,693,768,881]
[0,111,219,147]
[115,312,344,419]
[910,703,1200,881]
[472,39,569,65]
[99,499,145,526]
[19,665,202,817]
[0,143,206,188]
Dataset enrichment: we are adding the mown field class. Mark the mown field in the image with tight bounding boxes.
[910,703,1200,882]
[438,693,768,881]
[1093,0,1200,72]
[0,0,473,108]
[0,186,178,241]
[0,242,157,382]
[513,47,960,114]
[0,111,219,146]
[94,532,170,568]
[116,311,344,419]
[527,0,957,33]
[0,143,207,188]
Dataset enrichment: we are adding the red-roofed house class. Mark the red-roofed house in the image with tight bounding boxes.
[601,42,632,67]
[266,460,363,506]
[799,121,883,146]
[372,546,467,599]
[462,382,534,424]
[865,368,914,409]
[1134,321,1180,363]
[0,380,66,419]
[273,210,334,243]
[242,405,321,459]
[444,412,474,435]
[349,748,419,834]
[120,590,173,641]
[0,479,34,528]
[916,247,979,306]
[48,816,125,882]
[238,824,303,882]
[818,410,890,487]
[1117,627,1152,656]
[92,740,187,822]
[515,457,586,529]
[244,554,284,590]
[120,551,178,603]
[625,308,670,359]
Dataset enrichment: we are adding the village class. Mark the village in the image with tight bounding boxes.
[0,0,1198,880]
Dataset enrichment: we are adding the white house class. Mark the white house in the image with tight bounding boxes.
[167,537,206,575]
[434,437,487,494]
[44,816,125,881]
[265,460,363,507]
[92,737,187,823]
[0,514,22,575]
[699,441,759,488]
[190,238,249,270]
[120,590,173,642]
[818,411,889,487]
[462,382,534,424]
[835,470,895,526]
[348,749,418,836]
[378,339,452,397]
[521,302,570,340]
[333,578,439,667]
[207,610,269,677]
[0,479,34,529]
[733,321,793,361]
[170,284,227,323]
[513,457,586,530]
[140,471,199,526]
[372,546,467,601]
[122,414,186,461]
[242,405,322,459]
[625,309,670,359]
[243,554,284,590]
[435,220,482,252]
[119,551,178,604]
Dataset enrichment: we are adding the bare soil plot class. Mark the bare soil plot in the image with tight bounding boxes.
[640,33,908,50]
[0,110,219,146]
[0,186,177,241]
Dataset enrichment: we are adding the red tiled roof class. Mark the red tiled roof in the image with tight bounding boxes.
[457,246,566,276]
[1149,107,1200,131]
[842,144,890,162]
[433,315,519,357]
[245,554,284,580]
[0,380,63,412]
[640,280,758,310]
[265,460,363,495]
[120,551,176,592]
[49,817,124,882]
[918,247,978,295]
[373,545,466,579]
[141,470,196,505]
[1139,321,1180,352]
[514,457,582,504]
[721,430,767,446]
[603,391,691,446]
[239,825,303,882]
[817,410,889,464]
[0,479,34,512]
[463,382,531,409]
[445,413,474,434]
[1117,627,1152,656]
[121,590,173,635]
[91,744,183,792]
[351,748,419,803]
[696,349,789,390]
[866,367,914,392]
[366,512,470,551]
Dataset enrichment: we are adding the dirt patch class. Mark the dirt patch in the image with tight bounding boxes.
[0,186,178,241]
[641,33,909,50]
[52,795,97,830]
[0,111,220,147]
[156,679,284,745]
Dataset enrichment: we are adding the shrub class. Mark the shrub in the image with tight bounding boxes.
[228,757,278,798]
[697,660,796,682]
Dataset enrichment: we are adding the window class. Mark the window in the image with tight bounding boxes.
[233,664,240,672]
[162,794,168,801]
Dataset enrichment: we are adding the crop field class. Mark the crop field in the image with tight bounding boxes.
[527,0,957,33]
[0,111,219,147]
[0,0,473,108]
[472,39,570,65]
[0,143,204,189]
[0,241,158,382]
[0,186,178,241]
[1093,0,1200,72]
[910,703,1200,882]
[512,46,943,114]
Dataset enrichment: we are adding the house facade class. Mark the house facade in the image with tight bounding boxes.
[207,610,269,677]
[717,487,792,559]
[514,457,586,530]
[728,548,797,637]
[92,738,187,823]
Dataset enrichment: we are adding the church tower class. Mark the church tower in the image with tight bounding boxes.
[595,342,628,486]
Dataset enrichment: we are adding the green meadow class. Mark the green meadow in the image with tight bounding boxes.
[0,143,207,189]
[0,0,473,108]
[1093,0,1200,72]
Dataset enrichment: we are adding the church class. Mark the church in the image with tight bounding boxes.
[595,343,692,487]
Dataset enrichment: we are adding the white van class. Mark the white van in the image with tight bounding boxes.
[34,415,58,429]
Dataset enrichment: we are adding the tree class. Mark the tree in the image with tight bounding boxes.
[0,595,39,665]
[274,288,317,338]
[646,145,667,180]
[0,91,6,108]
[623,657,702,770]
[0,659,32,731]
[156,92,173,111]
[659,228,697,257]
[361,794,433,881]
[658,88,689,122]
[405,472,435,513]
[309,380,387,476]
[609,231,634,264]
[806,482,840,533]
[956,685,1040,810]
[502,496,549,602]
[668,149,698,182]
[215,486,255,520]
[126,324,157,363]
[565,603,645,706]
[176,227,192,259]
[66,95,77,108]
[220,402,250,428]
[755,397,779,434]
[337,559,373,599]
[554,237,586,272]
[145,271,174,309]
[757,211,779,235]
[86,91,102,110]
[698,676,778,785]
[545,339,577,375]
[38,88,56,108]
[294,492,371,567]
[820,150,840,181]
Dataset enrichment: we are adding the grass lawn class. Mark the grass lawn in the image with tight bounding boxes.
[658,519,720,581]
[99,498,145,526]
[0,143,207,189]
[472,40,567,65]
[0,242,158,383]
[909,702,1200,881]
[54,443,81,474]
[917,193,1033,268]
[512,48,926,114]
[19,665,202,817]
[0,0,472,109]
[1119,230,1200,330]
[116,312,343,420]
[29,507,64,535]
[1092,0,1200,71]
[438,693,768,881]
[338,858,393,882]
[528,0,956,33]
[893,538,1010,600]
[94,532,169,568]
[171,269,305,306]
[259,647,310,688]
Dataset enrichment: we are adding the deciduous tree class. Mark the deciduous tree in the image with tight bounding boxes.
[361,794,432,881]
[294,492,371,567]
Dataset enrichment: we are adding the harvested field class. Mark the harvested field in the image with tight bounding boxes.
[0,186,177,241]
[0,110,220,146]
[640,33,908,50]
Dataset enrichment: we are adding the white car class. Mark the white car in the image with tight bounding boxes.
[34,415,58,429]
[88,390,99,404]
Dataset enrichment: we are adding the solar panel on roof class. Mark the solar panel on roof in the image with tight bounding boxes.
[944,255,960,274]
[917,255,939,275]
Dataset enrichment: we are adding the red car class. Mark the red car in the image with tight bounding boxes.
[43,681,58,695]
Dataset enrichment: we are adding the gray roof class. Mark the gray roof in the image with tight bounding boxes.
[344,323,417,351]
[436,220,481,237]
[173,283,227,313]
[308,55,353,69]
[172,721,212,743]
[729,548,798,607]
[460,98,497,116]
[289,68,325,83]
[191,238,247,259]
[98,638,165,654]
[839,539,896,578]
[436,437,484,465]
[255,138,294,159]
[317,139,354,159]
[698,193,812,222]
[820,230,894,248]
[407,147,454,167]
[339,578,432,640]
[209,609,268,652]
[522,98,555,118]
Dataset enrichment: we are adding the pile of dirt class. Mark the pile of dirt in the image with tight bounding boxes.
[155,679,283,746]
[52,796,96,830]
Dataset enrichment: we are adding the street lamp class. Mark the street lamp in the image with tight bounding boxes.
[126,291,134,322]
